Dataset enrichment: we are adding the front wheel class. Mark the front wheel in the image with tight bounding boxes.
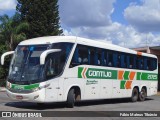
[131,88,139,102]
[138,88,146,101]
[66,89,75,108]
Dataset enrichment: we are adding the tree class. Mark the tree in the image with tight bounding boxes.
[0,13,29,50]
[0,13,29,83]
[16,0,63,39]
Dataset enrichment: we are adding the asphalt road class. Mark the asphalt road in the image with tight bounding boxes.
[0,91,160,120]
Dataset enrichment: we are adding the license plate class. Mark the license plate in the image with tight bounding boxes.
[16,95,23,99]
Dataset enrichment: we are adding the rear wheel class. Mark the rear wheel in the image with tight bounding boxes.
[138,88,146,101]
[131,88,139,102]
[66,89,75,108]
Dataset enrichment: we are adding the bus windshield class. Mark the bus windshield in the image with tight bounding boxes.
[8,43,74,85]
[8,45,49,84]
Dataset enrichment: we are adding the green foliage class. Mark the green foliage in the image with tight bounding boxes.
[17,0,63,38]
[0,45,8,83]
[0,13,29,84]
[0,0,63,84]
[0,13,29,50]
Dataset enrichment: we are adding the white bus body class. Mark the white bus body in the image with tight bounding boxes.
[1,36,158,107]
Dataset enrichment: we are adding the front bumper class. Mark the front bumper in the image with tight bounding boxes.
[6,89,45,103]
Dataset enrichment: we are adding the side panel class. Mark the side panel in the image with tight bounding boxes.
[62,66,158,101]
[62,66,85,101]
[45,79,59,102]
[113,70,137,98]
[100,79,112,99]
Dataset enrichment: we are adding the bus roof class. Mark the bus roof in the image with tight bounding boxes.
[19,36,157,58]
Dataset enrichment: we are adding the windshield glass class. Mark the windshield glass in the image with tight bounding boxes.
[8,43,74,85]
[8,45,49,84]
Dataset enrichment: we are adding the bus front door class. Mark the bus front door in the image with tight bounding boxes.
[45,79,59,102]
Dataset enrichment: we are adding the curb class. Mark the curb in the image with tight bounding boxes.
[0,87,6,92]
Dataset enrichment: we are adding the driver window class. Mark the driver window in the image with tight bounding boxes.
[45,57,55,80]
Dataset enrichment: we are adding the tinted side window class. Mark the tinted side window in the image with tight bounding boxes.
[101,50,106,66]
[70,44,89,67]
[97,48,102,66]
[151,58,157,70]
[69,44,157,71]
[108,51,113,67]
[90,47,96,65]
[129,55,135,69]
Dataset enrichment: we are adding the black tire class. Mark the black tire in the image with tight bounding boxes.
[66,89,75,108]
[138,88,146,101]
[131,88,139,102]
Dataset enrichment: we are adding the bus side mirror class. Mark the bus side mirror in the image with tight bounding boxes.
[40,49,61,65]
[1,51,14,65]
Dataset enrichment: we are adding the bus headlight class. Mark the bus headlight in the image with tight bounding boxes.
[6,82,11,89]
[32,84,50,92]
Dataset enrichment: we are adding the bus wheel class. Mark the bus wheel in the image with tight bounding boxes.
[66,89,75,108]
[131,88,139,102]
[139,88,146,101]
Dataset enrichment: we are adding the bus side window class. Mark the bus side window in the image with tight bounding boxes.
[133,55,136,69]
[124,54,127,68]
[104,50,107,66]
[154,59,157,70]
[126,55,130,68]
[90,47,95,65]
[117,53,121,67]
[101,50,105,66]
[129,55,134,69]
[70,44,90,67]
[121,54,125,68]
[146,58,151,70]
[140,57,144,70]
[108,51,113,67]
[97,48,102,66]
[144,57,148,70]
[113,52,117,67]
[94,48,98,65]
[78,45,88,65]
[70,47,79,67]
[151,58,157,70]
[136,57,140,69]
[45,57,55,80]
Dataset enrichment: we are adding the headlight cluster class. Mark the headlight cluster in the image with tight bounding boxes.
[32,84,50,92]
[6,82,11,89]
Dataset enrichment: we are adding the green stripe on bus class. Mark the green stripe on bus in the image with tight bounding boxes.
[78,67,158,81]
[137,72,141,80]
[120,81,126,89]
[141,73,158,81]
[78,67,84,78]
[85,68,117,79]
[11,83,39,90]
[124,71,129,80]
[137,72,158,81]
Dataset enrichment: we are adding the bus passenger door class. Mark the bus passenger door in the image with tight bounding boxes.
[44,57,59,102]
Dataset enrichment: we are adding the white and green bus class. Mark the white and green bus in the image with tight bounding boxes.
[1,36,158,108]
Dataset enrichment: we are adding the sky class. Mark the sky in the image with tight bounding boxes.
[0,0,160,48]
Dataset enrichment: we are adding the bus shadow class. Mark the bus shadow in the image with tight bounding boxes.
[5,97,154,110]
[75,97,153,107]
[5,102,67,110]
